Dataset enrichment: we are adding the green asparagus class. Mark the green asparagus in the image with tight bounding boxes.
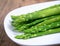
[11,15,19,20]
[15,28,60,39]
[14,4,60,23]
[16,18,44,31]
[24,15,60,33]
[17,15,57,31]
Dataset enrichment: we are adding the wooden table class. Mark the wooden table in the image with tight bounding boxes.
[0,0,60,46]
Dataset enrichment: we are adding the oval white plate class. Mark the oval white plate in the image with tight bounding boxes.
[4,1,60,45]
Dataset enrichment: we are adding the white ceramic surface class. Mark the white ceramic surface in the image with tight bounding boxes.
[4,1,60,45]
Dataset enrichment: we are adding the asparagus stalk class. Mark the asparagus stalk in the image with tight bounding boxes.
[16,18,44,31]
[11,16,19,20]
[17,15,57,31]
[11,17,35,27]
[24,15,60,33]
[38,21,60,31]
[15,28,60,39]
[14,4,60,23]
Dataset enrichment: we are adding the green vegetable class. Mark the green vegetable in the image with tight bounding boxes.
[15,28,60,39]
[16,15,57,31]
[11,21,21,27]
[11,4,60,39]
[11,16,19,20]
[14,4,60,23]
[24,15,60,33]
[16,18,44,31]
[38,21,60,31]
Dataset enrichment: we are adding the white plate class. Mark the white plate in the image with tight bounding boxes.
[4,1,60,45]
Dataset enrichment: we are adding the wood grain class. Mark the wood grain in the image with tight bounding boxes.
[0,0,60,46]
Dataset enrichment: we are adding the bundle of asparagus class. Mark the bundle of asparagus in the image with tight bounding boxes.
[11,4,60,39]
[24,15,60,33]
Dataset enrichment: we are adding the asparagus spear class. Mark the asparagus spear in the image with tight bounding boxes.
[11,16,35,27]
[16,15,57,31]
[15,28,60,39]
[17,18,45,31]
[38,21,60,31]
[11,16,19,20]
[24,15,60,33]
[14,4,60,23]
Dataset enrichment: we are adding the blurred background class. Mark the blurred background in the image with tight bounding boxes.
[0,0,60,46]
